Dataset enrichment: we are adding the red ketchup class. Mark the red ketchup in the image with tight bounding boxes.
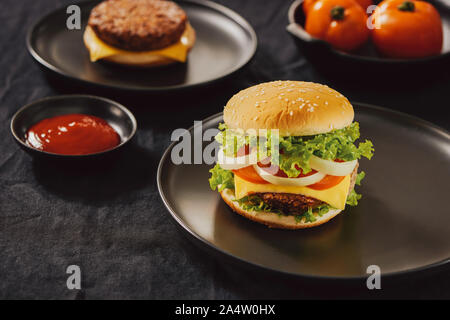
[26,114,120,155]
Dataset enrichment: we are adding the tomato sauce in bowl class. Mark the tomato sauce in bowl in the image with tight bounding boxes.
[26,114,120,155]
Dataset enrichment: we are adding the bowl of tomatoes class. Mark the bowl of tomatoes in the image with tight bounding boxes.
[287,0,450,77]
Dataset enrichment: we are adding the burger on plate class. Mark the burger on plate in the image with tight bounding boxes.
[83,0,196,67]
[209,81,374,229]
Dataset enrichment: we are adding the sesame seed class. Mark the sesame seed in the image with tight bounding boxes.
[289,111,293,116]
[325,101,328,105]
[285,98,289,102]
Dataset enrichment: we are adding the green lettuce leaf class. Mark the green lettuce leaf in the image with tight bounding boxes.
[297,204,332,223]
[346,171,366,206]
[216,122,374,178]
[209,164,234,192]
[235,195,281,214]
[346,189,362,206]
[356,171,365,186]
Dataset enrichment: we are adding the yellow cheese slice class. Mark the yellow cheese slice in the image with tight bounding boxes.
[84,23,194,62]
[234,174,351,210]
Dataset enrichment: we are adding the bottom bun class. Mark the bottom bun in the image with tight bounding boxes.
[101,55,177,67]
[220,189,342,230]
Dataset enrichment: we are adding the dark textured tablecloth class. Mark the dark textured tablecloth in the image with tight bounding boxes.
[1,0,449,299]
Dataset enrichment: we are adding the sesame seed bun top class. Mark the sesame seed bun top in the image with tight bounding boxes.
[223,81,354,136]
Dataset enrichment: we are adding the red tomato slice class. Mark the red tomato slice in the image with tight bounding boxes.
[236,145,251,157]
[307,175,345,190]
[232,166,269,184]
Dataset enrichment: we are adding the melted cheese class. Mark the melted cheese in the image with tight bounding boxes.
[83,24,195,62]
[234,175,351,210]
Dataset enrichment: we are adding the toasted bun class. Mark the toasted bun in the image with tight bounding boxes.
[101,53,177,67]
[223,81,354,136]
[220,189,343,229]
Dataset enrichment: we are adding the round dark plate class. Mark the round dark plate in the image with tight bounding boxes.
[287,0,450,75]
[157,103,450,279]
[27,0,257,92]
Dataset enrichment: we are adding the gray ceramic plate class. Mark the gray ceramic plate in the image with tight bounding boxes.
[27,0,257,92]
[157,103,450,279]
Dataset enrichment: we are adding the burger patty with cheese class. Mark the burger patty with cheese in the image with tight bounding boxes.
[84,0,196,67]
[209,81,374,229]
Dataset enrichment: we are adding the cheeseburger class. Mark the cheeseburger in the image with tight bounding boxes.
[84,0,196,67]
[209,81,374,229]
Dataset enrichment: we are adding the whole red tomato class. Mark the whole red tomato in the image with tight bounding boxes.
[305,0,370,52]
[371,0,443,58]
[303,0,373,15]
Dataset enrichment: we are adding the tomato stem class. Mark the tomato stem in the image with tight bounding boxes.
[398,1,415,12]
[330,6,345,20]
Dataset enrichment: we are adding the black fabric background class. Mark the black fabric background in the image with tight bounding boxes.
[0,0,449,299]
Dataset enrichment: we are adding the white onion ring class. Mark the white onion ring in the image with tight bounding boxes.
[309,155,357,176]
[217,147,257,170]
[253,164,325,187]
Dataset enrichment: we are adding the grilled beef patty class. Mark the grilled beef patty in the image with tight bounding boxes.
[256,192,324,215]
[88,0,187,51]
